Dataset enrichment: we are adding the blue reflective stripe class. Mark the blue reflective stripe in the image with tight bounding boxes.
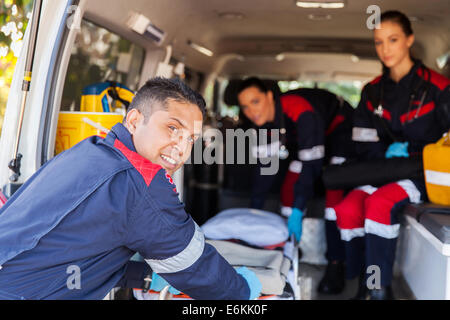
[145,223,205,274]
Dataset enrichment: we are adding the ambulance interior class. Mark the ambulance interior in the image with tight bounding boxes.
[4,0,450,299]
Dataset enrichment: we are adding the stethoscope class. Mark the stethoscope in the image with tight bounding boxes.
[278,112,289,160]
[374,65,431,125]
[278,121,289,160]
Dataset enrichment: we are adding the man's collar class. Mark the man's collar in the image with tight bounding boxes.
[108,122,137,153]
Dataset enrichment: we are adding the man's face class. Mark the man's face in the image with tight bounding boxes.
[125,99,203,176]
[238,86,274,127]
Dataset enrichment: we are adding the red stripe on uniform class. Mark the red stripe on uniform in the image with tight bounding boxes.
[280,170,300,208]
[370,76,382,85]
[366,101,392,121]
[365,183,408,225]
[114,139,162,186]
[366,100,374,112]
[417,67,450,91]
[0,190,7,208]
[400,101,435,124]
[280,94,314,122]
[326,115,345,136]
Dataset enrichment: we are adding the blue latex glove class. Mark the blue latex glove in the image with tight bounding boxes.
[236,267,262,300]
[385,142,409,158]
[150,273,181,295]
[288,208,303,242]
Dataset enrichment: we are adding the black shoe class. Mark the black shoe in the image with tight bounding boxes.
[350,272,368,300]
[368,286,394,300]
[318,261,345,295]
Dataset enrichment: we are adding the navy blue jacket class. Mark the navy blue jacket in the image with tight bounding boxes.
[352,60,450,160]
[250,88,355,210]
[0,123,250,300]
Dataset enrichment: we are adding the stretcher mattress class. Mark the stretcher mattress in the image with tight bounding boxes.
[200,208,289,247]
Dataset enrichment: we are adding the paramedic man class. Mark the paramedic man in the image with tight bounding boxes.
[0,77,261,300]
[237,77,356,295]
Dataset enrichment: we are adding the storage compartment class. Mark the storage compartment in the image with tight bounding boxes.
[397,204,450,299]
[55,112,123,154]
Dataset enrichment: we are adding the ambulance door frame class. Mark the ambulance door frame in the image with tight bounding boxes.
[37,0,84,167]
[0,0,80,195]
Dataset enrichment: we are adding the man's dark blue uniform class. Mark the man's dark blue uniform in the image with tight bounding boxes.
[0,123,250,300]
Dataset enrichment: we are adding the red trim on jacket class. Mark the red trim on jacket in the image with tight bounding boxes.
[366,100,392,121]
[114,139,162,186]
[417,67,450,91]
[280,94,314,122]
[400,101,435,124]
[0,190,7,208]
[370,75,382,85]
[326,114,345,136]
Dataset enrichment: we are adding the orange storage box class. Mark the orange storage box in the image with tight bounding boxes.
[423,131,450,205]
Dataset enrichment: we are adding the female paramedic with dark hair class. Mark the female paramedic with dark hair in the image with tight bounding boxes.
[330,10,450,300]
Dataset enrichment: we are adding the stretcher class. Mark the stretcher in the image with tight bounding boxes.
[133,208,302,300]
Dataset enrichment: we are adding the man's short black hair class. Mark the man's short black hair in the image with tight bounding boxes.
[237,77,269,95]
[127,77,206,122]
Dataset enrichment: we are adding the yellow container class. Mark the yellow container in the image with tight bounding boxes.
[55,111,124,154]
[423,131,450,205]
[80,82,135,113]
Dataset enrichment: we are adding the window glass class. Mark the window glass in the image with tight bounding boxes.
[218,79,240,120]
[61,19,145,111]
[278,80,364,108]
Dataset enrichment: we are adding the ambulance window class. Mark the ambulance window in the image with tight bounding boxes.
[278,80,363,108]
[218,79,240,120]
[60,19,145,111]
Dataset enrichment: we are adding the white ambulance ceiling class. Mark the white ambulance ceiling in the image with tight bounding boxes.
[84,0,450,80]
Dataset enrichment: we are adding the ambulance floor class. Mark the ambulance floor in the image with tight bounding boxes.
[298,262,416,300]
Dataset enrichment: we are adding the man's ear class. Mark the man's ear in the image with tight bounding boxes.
[124,109,141,134]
